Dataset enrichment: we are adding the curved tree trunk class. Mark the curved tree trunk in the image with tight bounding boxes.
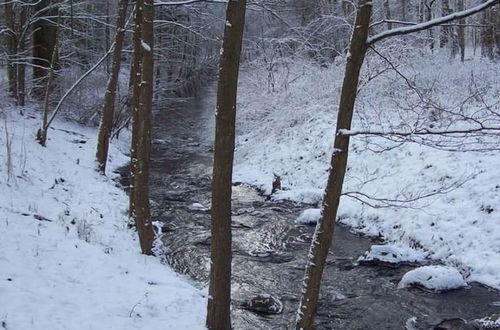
[206,0,247,328]
[295,1,372,329]
[96,0,129,174]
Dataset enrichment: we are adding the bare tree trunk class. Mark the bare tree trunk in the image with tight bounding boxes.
[440,0,451,48]
[134,0,155,255]
[384,0,392,29]
[96,0,129,174]
[426,1,435,50]
[4,1,18,99]
[32,0,59,98]
[206,0,247,329]
[457,0,466,62]
[295,1,372,329]
[401,0,407,21]
[17,5,28,106]
[36,13,60,147]
[481,7,495,59]
[129,0,143,218]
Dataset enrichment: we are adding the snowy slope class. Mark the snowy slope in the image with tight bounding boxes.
[0,108,206,329]
[234,52,500,289]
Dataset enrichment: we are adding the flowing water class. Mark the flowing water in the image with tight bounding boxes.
[120,88,500,329]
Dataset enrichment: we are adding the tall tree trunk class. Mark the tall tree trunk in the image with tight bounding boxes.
[206,0,247,329]
[401,0,407,21]
[36,13,60,147]
[295,1,372,329]
[481,7,495,59]
[457,0,466,62]
[4,1,18,99]
[426,1,435,50]
[440,0,451,48]
[134,0,155,255]
[129,0,143,218]
[384,0,392,29]
[32,0,59,98]
[96,0,129,174]
[17,5,28,106]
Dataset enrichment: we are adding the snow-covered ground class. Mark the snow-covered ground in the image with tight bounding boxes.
[0,107,206,329]
[234,51,500,289]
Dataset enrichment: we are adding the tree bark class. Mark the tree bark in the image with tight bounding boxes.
[36,12,60,147]
[129,0,143,218]
[17,5,28,106]
[206,0,247,329]
[4,1,18,99]
[134,0,155,255]
[457,0,466,62]
[96,0,129,174]
[295,1,372,329]
[440,0,451,48]
[32,0,59,98]
[384,0,392,29]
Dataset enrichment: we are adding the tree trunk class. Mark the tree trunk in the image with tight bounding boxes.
[96,0,129,174]
[440,0,451,48]
[426,1,435,50]
[32,0,59,98]
[206,0,247,329]
[134,0,155,255]
[17,5,28,106]
[4,1,18,99]
[481,7,495,59]
[129,0,143,218]
[457,0,466,62]
[384,0,392,29]
[295,1,372,329]
[36,13,60,147]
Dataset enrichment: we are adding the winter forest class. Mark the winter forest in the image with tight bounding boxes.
[1,0,500,329]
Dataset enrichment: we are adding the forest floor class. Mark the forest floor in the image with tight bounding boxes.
[0,107,206,329]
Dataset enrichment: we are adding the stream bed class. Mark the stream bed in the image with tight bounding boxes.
[120,89,499,329]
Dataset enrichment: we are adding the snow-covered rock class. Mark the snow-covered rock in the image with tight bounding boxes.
[398,266,467,291]
[358,244,428,266]
[296,208,322,225]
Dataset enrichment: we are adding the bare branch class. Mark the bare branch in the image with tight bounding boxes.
[368,0,500,45]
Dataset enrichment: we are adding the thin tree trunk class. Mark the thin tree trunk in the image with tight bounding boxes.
[32,0,59,99]
[129,0,143,218]
[384,0,392,29]
[206,0,247,329]
[295,1,372,329]
[134,0,155,255]
[440,0,451,48]
[457,0,466,61]
[426,1,435,50]
[17,5,27,106]
[36,13,60,147]
[4,1,18,99]
[96,0,129,173]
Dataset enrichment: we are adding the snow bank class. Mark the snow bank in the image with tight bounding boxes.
[235,53,500,289]
[296,208,322,224]
[398,266,467,291]
[0,108,206,329]
[358,244,428,265]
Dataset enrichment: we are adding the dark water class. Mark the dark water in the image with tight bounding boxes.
[124,89,500,329]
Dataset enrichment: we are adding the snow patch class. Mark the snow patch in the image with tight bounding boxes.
[296,208,322,224]
[359,244,428,264]
[398,266,467,291]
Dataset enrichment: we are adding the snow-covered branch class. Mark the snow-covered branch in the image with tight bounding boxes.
[338,125,500,137]
[367,0,500,45]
